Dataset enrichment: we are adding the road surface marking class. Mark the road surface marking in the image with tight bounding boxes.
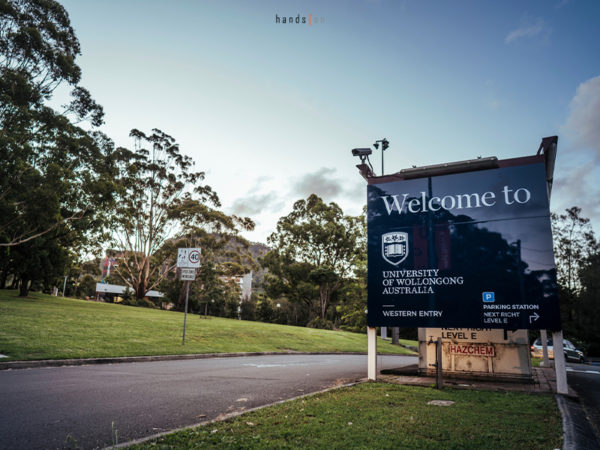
[566,367,600,375]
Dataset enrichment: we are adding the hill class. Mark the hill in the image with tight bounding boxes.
[0,290,415,361]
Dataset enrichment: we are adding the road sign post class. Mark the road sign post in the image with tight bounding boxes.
[182,280,190,345]
[177,248,201,346]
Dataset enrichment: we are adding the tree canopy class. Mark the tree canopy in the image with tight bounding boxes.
[1,0,119,295]
[551,207,600,353]
[263,194,365,325]
[109,128,254,300]
[551,206,598,293]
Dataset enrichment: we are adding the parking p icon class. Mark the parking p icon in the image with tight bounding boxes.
[482,292,495,302]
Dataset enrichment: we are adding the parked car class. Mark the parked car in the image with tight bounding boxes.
[531,338,585,363]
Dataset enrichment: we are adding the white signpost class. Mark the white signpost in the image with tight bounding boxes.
[177,248,201,268]
[177,248,201,344]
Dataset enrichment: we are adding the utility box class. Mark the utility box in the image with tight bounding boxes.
[418,328,532,382]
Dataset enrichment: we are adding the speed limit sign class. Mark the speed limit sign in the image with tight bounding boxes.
[177,248,201,268]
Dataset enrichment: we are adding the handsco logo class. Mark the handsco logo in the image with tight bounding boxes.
[275,14,325,26]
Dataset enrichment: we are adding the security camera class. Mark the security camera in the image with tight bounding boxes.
[352,148,372,157]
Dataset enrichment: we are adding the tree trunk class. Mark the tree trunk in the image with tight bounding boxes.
[136,284,146,300]
[19,276,29,297]
[320,287,328,319]
[135,258,151,300]
[0,267,7,289]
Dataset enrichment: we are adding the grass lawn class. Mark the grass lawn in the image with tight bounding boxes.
[130,382,562,449]
[0,290,416,361]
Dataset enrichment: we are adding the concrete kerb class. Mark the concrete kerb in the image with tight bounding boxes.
[108,379,365,449]
[555,393,600,449]
[556,394,576,450]
[110,371,569,449]
[0,351,415,371]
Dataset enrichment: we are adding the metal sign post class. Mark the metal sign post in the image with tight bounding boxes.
[177,248,201,346]
[435,337,443,389]
[367,327,377,380]
[182,280,190,345]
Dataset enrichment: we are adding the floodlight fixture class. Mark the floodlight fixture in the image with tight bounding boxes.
[373,138,390,175]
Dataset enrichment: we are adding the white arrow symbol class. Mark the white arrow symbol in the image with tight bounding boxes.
[529,312,540,323]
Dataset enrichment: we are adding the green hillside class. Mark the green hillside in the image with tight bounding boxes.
[0,290,416,361]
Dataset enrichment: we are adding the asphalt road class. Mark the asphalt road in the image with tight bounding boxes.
[567,362,600,447]
[0,354,416,449]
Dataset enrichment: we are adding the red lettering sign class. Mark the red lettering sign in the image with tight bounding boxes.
[448,344,495,357]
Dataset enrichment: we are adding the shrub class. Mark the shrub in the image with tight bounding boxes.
[307,317,334,330]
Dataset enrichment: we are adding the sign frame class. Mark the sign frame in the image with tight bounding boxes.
[366,155,560,331]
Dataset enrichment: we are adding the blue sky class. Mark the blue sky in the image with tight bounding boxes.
[60,0,600,242]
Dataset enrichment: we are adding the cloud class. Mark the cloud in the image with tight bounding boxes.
[563,75,600,154]
[291,167,345,200]
[553,159,600,229]
[230,168,365,237]
[229,192,285,216]
[554,75,600,234]
[505,17,548,44]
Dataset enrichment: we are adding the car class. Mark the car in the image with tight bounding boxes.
[531,338,585,363]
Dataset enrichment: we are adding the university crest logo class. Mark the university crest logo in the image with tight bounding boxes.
[382,231,409,266]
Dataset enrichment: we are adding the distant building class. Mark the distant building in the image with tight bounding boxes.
[95,283,164,303]
[99,250,131,282]
[219,272,252,300]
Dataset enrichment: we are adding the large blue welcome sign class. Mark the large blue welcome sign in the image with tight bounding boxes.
[367,162,561,330]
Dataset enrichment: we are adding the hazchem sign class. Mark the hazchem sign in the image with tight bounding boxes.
[447,344,495,357]
[367,162,561,330]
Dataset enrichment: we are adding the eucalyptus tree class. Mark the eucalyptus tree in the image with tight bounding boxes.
[551,207,598,347]
[551,206,598,293]
[0,0,108,246]
[0,0,121,295]
[110,128,254,300]
[263,194,365,325]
